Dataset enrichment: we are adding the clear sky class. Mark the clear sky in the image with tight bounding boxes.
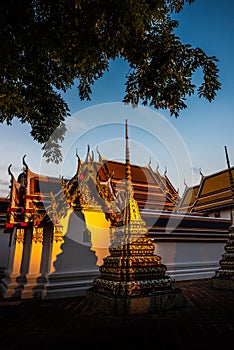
[0,0,234,198]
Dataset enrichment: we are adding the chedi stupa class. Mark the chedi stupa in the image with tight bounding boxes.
[87,120,186,315]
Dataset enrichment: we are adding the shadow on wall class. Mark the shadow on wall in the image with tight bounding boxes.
[52,210,98,273]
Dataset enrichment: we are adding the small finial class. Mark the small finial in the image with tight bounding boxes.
[91,150,94,162]
[85,145,90,162]
[8,164,14,178]
[76,148,82,172]
[199,168,204,177]
[148,157,151,168]
[163,166,167,176]
[22,154,28,169]
[96,145,103,162]
[155,161,159,172]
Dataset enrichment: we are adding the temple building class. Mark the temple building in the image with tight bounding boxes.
[178,167,234,218]
[0,132,232,299]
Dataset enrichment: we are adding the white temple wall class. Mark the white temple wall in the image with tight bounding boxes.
[154,241,226,281]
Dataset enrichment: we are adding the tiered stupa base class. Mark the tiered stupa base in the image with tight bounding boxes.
[87,220,186,315]
[87,282,185,316]
[211,276,234,290]
[211,229,234,290]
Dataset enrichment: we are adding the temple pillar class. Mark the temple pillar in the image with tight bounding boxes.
[40,225,53,275]
[49,225,64,274]
[20,226,45,298]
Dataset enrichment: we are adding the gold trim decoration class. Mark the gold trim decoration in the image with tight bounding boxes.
[53,225,64,243]
[15,228,25,244]
[32,227,43,243]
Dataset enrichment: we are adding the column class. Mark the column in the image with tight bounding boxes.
[21,226,44,298]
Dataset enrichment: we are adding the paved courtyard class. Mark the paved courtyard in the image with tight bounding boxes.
[0,279,233,350]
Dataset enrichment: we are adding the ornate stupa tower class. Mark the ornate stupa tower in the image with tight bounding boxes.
[211,146,234,289]
[87,120,186,315]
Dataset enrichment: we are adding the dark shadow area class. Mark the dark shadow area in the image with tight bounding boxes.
[0,279,234,350]
[52,210,98,272]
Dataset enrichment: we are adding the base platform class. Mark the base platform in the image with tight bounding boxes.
[211,276,234,290]
[86,287,187,316]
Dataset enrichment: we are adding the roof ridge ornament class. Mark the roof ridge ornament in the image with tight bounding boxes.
[224,145,234,226]
[85,144,90,162]
[22,154,28,171]
[91,150,94,163]
[199,168,204,177]
[75,148,82,173]
[155,161,160,172]
[147,157,151,168]
[96,145,103,163]
[8,164,14,179]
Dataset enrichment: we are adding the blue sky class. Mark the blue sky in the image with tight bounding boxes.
[0,0,234,197]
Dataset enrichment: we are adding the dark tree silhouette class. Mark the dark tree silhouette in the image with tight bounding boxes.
[0,0,220,162]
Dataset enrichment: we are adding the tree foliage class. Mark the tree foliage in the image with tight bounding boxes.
[0,0,221,162]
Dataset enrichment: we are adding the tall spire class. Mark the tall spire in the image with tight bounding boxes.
[122,119,141,225]
[125,119,131,183]
[225,146,234,199]
[224,145,234,225]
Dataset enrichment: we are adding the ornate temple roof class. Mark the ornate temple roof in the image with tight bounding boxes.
[3,151,231,244]
[5,149,179,228]
[95,159,179,211]
[178,167,234,214]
